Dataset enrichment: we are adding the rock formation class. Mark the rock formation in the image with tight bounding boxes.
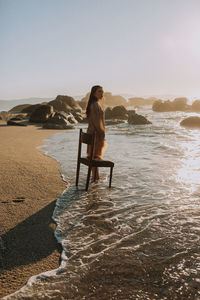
[128,113,152,125]
[105,105,151,125]
[9,104,32,113]
[43,112,75,129]
[191,100,200,112]
[105,106,128,120]
[152,97,197,112]
[128,97,156,107]
[48,95,82,113]
[180,116,200,128]
[29,105,54,123]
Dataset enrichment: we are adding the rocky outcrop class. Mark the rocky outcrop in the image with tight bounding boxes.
[43,112,75,129]
[9,104,32,113]
[180,116,200,128]
[105,106,128,120]
[29,105,54,123]
[48,95,82,113]
[191,100,200,112]
[0,111,28,121]
[7,120,27,126]
[104,105,151,125]
[152,97,190,112]
[128,97,156,107]
[0,111,12,121]
[128,113,152,125]
[105,119,127,125]
[9,114,28,121]
[22,104,44,114]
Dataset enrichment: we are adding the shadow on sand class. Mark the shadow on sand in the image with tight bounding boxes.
[0,199,62,271]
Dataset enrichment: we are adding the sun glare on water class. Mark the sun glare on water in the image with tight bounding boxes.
[175,135,200,194]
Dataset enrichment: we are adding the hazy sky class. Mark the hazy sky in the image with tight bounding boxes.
[1,0,200,99]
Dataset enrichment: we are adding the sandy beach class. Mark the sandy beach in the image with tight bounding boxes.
[0,121,66,298]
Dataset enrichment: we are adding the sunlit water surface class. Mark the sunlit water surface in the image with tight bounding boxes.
[5,109,200,300]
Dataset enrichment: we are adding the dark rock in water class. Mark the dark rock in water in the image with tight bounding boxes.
[105,119,127,125]
[43,112,75,129]
[105,107,113,119]
[7,120,27,126]
[105,105,128,120]
[111,105,128,119]
[152,100,174,112]
[29,105,54,123]
[128,113,152,125]
[127,110,136,117]
[128,97,156,107]
[173,97,188,110]
[180,116,200,128]
[191,100,200,112]
[49,95,82,113]
[152,97,190,112]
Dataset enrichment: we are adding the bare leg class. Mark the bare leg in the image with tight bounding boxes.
[92,167,99,181]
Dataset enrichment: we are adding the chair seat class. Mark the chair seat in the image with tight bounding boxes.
[80,157,114,168]
[76,129,114,190]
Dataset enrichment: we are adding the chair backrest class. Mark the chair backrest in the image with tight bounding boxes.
[78,129,96,160]
[81,130,93,145]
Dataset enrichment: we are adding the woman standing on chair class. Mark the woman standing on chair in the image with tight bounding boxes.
[86,85,107,181]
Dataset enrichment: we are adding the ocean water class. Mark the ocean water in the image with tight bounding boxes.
[4,108,200,300]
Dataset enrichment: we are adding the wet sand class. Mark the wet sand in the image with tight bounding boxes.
[0,121,66,298]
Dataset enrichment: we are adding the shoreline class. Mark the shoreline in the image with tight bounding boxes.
[0,121,66,298]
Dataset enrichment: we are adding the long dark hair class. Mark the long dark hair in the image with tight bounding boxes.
[86,85,102,117]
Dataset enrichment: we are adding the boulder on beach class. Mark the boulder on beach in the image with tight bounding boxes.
[0,111,10,121]
[22,104,45,114]
[48,95,82,113]
[72,111,84,123]
[128,113,152,125]
[43,112,75,129]
[7,120,27,126]
[180,116,200,128]
[0,111,28,121]
[29,105,54,123]
[9,114,28,121]
[9,104,32,113]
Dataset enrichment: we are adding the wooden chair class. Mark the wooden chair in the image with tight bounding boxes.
[76,129,114,191]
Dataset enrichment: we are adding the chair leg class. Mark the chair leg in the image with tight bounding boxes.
[86,166,92,191]
[109,166,113,188]
[76,162,80,186]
